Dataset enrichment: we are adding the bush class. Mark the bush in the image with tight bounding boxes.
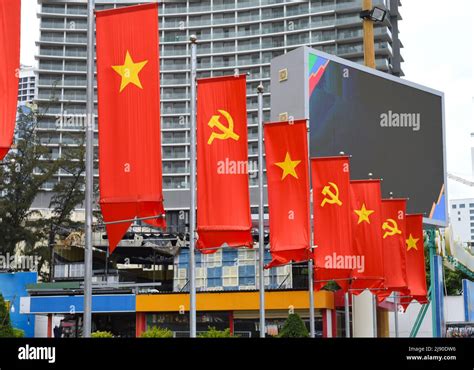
[0,294,14,338]
[278,313,309,338]
[140,326,173,338]
[91,331,114,338]
[198,327,233,338]
[12,328,25,338]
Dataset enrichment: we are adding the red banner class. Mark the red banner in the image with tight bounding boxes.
[96,4,165,253]
[196,75,252,252]
[264,120,311,268]
[377,199,408,301]
[400,214,428,310]
[349,180,385,294]
[0,0,21,160]
[311,156,353,292]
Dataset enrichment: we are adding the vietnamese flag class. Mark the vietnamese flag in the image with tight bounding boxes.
[400,214,428,311]
[264,120,311,268]
[349,180,385,294]
[311,156,353,292]
[96,4,165,253]
[0,0,21,160]
[196,75,252,252]
[377,199,408,302]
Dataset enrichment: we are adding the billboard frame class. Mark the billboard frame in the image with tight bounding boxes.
[274,46,447,227]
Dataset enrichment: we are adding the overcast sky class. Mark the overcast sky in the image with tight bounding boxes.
[19,0,474,200]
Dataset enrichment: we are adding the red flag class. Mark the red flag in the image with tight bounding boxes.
[0,0,21,160]
[96,4,165,253]
[400,214,428,310]
[311,156,353,291]
[349,180,385,294]
[196,75,252,252]
[377,199,408,301]
[264,120,311,268]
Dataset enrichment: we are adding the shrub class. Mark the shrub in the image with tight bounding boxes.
[0,294,14,338]
[140,326,173,338]
[12,328,25,338]
[278,313,309,338]
[91,331,114,338]
[198,327,233,338]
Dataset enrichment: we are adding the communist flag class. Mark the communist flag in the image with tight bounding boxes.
[377,199,408,302]
[96,4,165,253]
[196,75,252,252]
[349,180,384,294]
[0,0,21,160]
[264,120,311,268]
[400,214,428,311]
[311,156,353,292]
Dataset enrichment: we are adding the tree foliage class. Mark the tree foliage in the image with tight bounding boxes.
[0,294,14,338]
[278,313,309,338]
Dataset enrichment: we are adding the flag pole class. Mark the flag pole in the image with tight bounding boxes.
[257,84,266,338]
[344,292,351,337]
[189,34,198,338]
[372,293,378,337]
[307,123,315,338]
[83,0,95,338]
[394,292,399,337]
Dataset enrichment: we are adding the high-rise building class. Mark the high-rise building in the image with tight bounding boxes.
[18,65,37,105]
[450,199,474,244]
[35,0,403,229]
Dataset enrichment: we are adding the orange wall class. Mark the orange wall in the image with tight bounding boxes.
[136,290,334,312]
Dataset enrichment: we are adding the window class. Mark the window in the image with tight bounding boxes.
[452,204,457,209]
[207,267,222,288]
[239,265,255,286]
[222,249,238,266]
[460,204,466,208]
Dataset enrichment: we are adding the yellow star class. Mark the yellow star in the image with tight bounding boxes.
[274,152,301,180]
[406,233,419,251]
[112,51,148,93]
[354,203,374,224]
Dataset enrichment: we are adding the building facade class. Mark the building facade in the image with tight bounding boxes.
[18,65,37,105]
[35,0,403,223]
[450,199,474,244]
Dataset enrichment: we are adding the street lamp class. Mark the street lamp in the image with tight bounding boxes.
[360,6,387,22]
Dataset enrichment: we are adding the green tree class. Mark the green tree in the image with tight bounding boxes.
[0,294,14,338]
[42,139,85,281]
[278,313,309,338]
[0,107,60,256]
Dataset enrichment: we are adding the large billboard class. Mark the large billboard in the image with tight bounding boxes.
[270,47,447,225]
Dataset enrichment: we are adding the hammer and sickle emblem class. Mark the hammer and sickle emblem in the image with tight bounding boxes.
[207,109,240,145]
[320,182,342,207]
[382,218,402,239]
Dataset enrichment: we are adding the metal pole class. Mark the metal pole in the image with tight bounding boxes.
[257,84,266,338]
[307,125,315,338]
[428,229,438,337]
[189,35,198,338]
[344,292,350,338]
[372,293,378,337]
[83,0,95,338]
[394,292,399,337]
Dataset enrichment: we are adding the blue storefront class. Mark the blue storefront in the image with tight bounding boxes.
[0,272,37,337]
